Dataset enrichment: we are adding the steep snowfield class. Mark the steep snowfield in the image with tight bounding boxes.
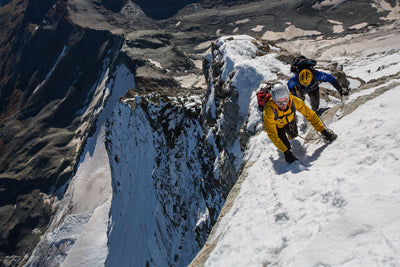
[205,87,400,266]
[197,31,400,266]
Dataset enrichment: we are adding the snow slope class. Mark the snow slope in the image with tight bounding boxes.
[197,30,400,266]
[205,87,400,266]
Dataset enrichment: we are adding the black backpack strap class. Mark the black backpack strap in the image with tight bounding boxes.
[272,101,297,123]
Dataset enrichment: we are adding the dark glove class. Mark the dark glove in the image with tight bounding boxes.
[339,88,349,96]
[284,150,298,163]
[321,129,338,142]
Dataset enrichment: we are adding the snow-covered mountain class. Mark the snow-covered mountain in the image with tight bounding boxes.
[1,0,400,266]
[191,30,400,266]
[29,18,400,267]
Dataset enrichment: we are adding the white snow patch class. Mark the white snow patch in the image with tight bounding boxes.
[328,19,343,25]
[235,18,250,24]
[32,46,67,95]
[148,59,162,68]
[327,19,345,33]
[262,25,321,41]
[333,24,345,33]
[194,40,212,51]
[349,22,369,30]
[372,0,400,20]
[313,0,347,9]
[45,46,67,81]
[175,73,207,89]
[251,25,264,32]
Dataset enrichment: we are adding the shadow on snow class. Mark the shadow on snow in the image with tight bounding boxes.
[271,139,330,175]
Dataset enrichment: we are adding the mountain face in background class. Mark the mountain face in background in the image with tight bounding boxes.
[0,0,397,265]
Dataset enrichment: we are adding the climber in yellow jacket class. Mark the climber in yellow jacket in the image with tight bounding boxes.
[262,83,337,163]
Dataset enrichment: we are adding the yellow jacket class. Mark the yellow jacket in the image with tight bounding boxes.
[263,94,325,152]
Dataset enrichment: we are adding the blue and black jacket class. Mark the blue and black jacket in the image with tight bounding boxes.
[287,70,343,95]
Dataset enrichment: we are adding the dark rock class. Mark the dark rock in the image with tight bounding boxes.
[131,0,196,19]
[0,0,122,263]
[101,0,128,13]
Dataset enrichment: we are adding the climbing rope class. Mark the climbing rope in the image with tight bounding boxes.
[296,134,322,141]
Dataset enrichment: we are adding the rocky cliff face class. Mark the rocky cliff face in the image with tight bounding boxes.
[0,0,394,265]
[105,94,222,266]
[0,1,123,264]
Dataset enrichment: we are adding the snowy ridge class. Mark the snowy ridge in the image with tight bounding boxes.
[202,36,291,195]
[191,33,400,266]
[210,36,290,121]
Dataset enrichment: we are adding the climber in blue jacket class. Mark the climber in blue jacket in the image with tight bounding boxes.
[287,56,349,112]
